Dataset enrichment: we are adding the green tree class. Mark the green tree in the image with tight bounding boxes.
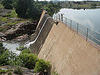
[2,0,13,9]
[15,0,40,19]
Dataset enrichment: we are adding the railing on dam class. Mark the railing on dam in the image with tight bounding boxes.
[53,14,100,46]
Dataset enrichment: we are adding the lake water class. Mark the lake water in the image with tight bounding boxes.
[57,8,100,32]
[55,8,100,45]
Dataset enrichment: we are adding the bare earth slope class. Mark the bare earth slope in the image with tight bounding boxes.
[38,22,100,75]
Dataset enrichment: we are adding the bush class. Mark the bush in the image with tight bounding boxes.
[21,49,31,54]
[0,17,8,22]
[52,71,59,75]
[6,10,17,18]
[16,46,28,51]
[19,53,38,69]
[8,56,22,66]
[34,59,51,73]
[0,42,6,54]
[0,50,10,65]
[0,4,4,8]
[0,69,8,74]
[14,66,23,75]
[0,50,22,66]
[8,72,12,75]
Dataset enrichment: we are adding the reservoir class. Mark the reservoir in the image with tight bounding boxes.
[57,8,100,32]
[55,8,100,45]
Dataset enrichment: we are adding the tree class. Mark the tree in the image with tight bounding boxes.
[15,0,40,19]
[2,0,13,9]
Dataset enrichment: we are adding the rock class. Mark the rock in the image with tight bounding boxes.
[9,18,22,21]
[0,8,11,17]
[14,34,28,41]
[5,21,37,40]
[0,66,35,75]
[0,32,6,37]
[0,37,6,42]
[0,32,6,42]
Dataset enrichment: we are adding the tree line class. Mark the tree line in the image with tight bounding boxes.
[1,0,61,19]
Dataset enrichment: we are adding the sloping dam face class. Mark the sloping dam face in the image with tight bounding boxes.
[38,20,100,75]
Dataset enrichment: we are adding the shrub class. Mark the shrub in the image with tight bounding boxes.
[21,49,31,54]
[0,50,10,65]
[52,71,59,75]
[6,10,17,18]
[0,50,22,66]
[34,59,51,73]
[6,51,21,66]
[0,17,8,22]
[8,56,22,66]
[16,46,28,51]
[8,72,12,75]
[19,53,38,69]
[0,42,6,54]
[14,66,23,75]
[0,69,8,74]
[0,4,4,8]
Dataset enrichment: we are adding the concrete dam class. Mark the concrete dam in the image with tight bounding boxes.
[29,11,100,75]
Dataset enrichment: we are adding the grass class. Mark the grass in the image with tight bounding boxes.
[0,69,10,74]
[0,17,8,22]
[0,19,27,32]
[0,27,5,32]
[6,10,17,18]
[0,4,4,8]
[7,21,18,26]
[52,71,59,75]
[0,8,31,33]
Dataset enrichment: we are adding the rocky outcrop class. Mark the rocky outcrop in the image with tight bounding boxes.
[0,66,42,75]
[0,32,6,41]
[5,21,38,40]
[0,8,11,17]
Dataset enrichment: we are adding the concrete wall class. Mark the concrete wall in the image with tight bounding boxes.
[38,21,100,75]
[30,14,54,53]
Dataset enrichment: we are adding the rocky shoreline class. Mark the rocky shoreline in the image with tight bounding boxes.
[0,21,38,42]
